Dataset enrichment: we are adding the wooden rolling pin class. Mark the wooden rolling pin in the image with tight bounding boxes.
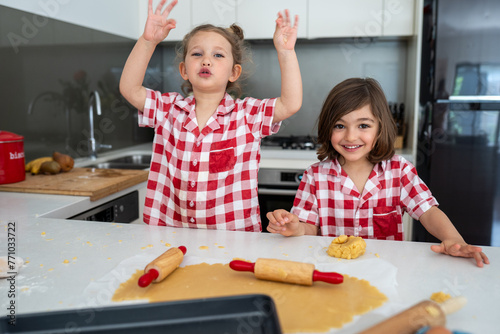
[229,258,343,285]
[359,296,467,334]
[138,246,187,287]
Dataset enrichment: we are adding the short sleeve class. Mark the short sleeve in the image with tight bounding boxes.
[241,97,280,137]
[399,161,439,220]
[138,89,183,129]
[291,167,320,226]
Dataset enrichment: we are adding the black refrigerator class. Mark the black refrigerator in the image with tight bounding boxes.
[415,0,500,246]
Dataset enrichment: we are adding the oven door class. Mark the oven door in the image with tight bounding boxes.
[258,188,298,232]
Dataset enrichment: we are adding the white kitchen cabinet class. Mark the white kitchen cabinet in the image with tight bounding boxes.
[0,0,141,40]
[382,0,415,36]
[0,0,416,43]
[236,0,307,40]
[191,0,236,28]
[308,0,384,39]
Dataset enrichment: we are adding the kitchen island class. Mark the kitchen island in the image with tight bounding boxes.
[1,143,495,333]
[1,217,498,333]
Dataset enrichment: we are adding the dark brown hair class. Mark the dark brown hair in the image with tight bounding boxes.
[176,24,250,98]
[316,78,397,164]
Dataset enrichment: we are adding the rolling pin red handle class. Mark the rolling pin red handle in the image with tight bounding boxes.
[312,270,344,284]
[137,246,187,288]
[178,246,187,255]
[138,268,159,287]
[230,260,255,272]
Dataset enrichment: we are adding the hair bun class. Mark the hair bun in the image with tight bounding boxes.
[228,24,244,40]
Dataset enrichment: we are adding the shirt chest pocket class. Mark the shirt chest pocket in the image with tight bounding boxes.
[372,206,401,238]
[209,138,236,173]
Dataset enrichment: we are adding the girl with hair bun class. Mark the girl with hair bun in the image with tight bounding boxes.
[120,0,302,231]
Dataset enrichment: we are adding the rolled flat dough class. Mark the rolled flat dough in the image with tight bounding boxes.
[113,262,387,333]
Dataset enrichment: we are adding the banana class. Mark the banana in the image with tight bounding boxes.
[26,157,53,175]
[25,160,34,172]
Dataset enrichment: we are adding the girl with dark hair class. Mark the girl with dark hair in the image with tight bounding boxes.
[267,78,488,267]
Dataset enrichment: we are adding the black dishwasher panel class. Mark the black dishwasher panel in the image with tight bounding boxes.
[69,191,139,223]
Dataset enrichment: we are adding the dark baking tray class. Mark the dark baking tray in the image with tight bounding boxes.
[1,294,282,333]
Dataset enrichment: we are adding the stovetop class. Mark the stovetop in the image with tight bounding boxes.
[260,135,319,170]
[261,135,319,150]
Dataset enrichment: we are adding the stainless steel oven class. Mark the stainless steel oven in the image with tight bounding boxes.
[258,135,318,232]
[258,168,305,232]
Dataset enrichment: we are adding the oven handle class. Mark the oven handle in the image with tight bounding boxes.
[258,188,298,196]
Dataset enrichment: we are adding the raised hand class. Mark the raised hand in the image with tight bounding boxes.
[430,240,490,267]
[143,0,178,44]
[273,9,299,51]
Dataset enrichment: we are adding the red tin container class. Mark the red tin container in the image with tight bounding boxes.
[0,131,26,184]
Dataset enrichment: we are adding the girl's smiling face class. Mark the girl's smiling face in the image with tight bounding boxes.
[330,104,379,167]
[179,31,241,95]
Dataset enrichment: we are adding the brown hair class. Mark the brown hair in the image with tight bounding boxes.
[316,78,397,164]
[176,24,250,98]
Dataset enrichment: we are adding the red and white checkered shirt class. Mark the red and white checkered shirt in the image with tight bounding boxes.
[138,89,279,231]
[291,155,438,240]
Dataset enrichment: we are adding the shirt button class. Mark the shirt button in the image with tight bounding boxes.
[189,201,195,207]
[196,141,201,147]
[190,217,195,223]
[190,181,196,187]
[193,159,198,166]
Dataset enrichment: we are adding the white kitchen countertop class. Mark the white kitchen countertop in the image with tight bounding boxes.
[0,218,498,334]
[3,143,487,333]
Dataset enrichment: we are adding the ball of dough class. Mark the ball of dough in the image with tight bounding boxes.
[326,235,366,259]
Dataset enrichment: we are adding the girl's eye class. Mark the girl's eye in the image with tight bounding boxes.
[333,124,344,129]
[359,124,371,129]
[214,53,224,58]
[191,52,202,57]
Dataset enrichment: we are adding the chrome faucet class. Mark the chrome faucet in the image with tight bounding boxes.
[88,91,112,159]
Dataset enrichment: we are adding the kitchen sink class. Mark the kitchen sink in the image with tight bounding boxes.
[107,155,151,165]
[85,162,149,170]
[83,154,151,170]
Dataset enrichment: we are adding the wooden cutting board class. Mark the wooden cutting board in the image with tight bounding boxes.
[0,168,149,201]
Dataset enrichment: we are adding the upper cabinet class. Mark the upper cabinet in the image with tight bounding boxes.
[382,0,415,36]
[308,0,414,39]
[308,0,384,39]
[191,0,235,27]
[0,0,141,40]
[237,0,307,40]
[0,0,415,42]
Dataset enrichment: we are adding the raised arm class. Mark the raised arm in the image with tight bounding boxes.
[272,10,303,123]
[119,0,177,110]
[419,206,489,267]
